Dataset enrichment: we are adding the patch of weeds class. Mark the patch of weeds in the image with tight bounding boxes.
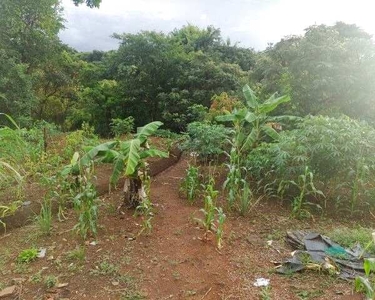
[173,229,183,236]
[30,270,43,283]
[67,246,85,262]
[54,258,63,271]
[184,290,197,297]
[68,263,84,273]
[106,203,117,215]
[328,226,375,254]
[296,289,324,300]
[121,290,145,300]
[17,248,38,264]
[260,286,272,300]
[0,250,11,275]
[266,229,285,241]
[44,275,57,288]
[14,263,32,274]
[0,282,6,290]
[172,271,181,280]
[121,256,132,265]
[90,260,119,276]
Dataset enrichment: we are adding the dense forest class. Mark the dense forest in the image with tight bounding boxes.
[2,0,375,135]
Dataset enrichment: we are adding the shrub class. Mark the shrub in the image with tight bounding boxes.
[181,122,231,162]
[110,117,134,137]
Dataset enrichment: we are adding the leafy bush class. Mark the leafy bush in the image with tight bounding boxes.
[181,122,231,161]
[110,117,134,137]
[247,115,375,211]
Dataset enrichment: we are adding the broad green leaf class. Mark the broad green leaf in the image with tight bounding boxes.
[110,154,125,185]
[259,95,291,114]
[240,128,258,152]
[244,112,257,123]
[261,124,280,141]
[136,121,163,144]
[0,113,20,130]
[242,84,258,109]
[140,149,169,159]
[215,114,235,122]
[364,258,375,276]
[80,141,118,166]
[124,139,141,176]
[100,149,120,163]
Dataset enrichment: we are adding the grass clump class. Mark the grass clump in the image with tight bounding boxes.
[17,248,38,263]
[328,226,375,254]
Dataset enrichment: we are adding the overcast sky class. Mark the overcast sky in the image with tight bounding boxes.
[59,0,375,52]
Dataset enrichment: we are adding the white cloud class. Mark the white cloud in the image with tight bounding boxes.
[59,0,375,51]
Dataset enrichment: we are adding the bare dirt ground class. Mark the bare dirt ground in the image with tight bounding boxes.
[0,157,364,300]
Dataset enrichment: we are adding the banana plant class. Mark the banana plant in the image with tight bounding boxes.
[77,121,168,208]
[217,84,291,210]
[216,84,291,156]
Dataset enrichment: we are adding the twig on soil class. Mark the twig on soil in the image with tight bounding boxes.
[57,228,74,235]
[201,287,212,299]
[0,233,11,240]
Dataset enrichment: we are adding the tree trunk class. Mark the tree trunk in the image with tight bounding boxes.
[123,177,146,208]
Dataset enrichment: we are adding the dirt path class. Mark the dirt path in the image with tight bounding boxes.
[134,158,235,299]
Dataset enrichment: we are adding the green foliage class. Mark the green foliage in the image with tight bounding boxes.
[279,166,324,218]
[17,248,38,264]
[218,84,291,211]
[253,22,375,121]
[180,164,200,204]
[196,177,219,235]
[194,175,226,248]
[110,117,135,137]
[355,258,375,300]
[181,122,230,161]
[248,115,375,212]
[44,275,57,288]
[36,198,53,235]
[329,227,375,254]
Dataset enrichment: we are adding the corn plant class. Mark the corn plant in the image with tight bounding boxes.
[238,180,252,216]
[180,164,200,204]
[195,177,218,237]
[216,207,226,249]
[278,166,324,218]
[355,258,375,300]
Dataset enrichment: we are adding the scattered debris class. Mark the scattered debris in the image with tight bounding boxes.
[253,278,270,287]
[89,241,97,246]
[56,283,69,288]
[37,248,47,258]
[0,285,16,298]
[276,231,371,279]
[22,201,31,206]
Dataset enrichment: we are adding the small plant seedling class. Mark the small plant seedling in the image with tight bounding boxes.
[44,275,57,288]
[180,164,200,204]
[67,246,86,262]
[17,248,38,264]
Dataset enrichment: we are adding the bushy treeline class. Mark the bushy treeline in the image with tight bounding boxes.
[2,0,375,135]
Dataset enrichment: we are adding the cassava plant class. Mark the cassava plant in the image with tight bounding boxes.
[78,121,168,209]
